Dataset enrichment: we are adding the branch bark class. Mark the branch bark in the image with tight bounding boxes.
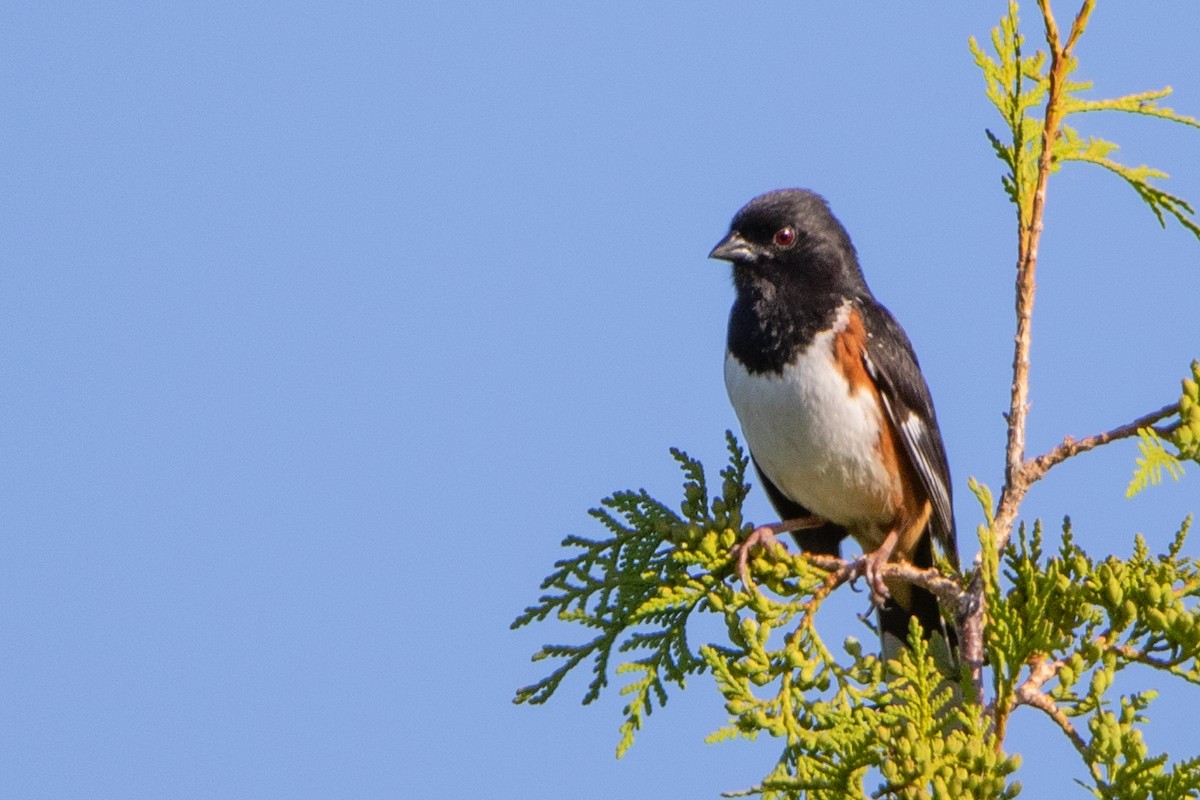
[1026,403,1178,482]
[972,0,1099,724]
[1012,655,1088,755]
[995,0,1096,552]
[804,553,965,609]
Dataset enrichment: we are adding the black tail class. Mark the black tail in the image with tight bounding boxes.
[878,533,957,663]
[878,586,955,651]
[753,457,955,660]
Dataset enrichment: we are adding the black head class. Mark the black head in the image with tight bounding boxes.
[709,189,870,297]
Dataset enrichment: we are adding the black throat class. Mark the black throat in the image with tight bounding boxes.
[726,265,848,376]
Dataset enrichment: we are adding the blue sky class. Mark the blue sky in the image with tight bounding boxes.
[3,3,1198,798]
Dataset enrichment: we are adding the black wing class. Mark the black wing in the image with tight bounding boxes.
[857,299,959,570]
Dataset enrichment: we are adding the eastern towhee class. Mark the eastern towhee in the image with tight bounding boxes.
[710,189,959,654]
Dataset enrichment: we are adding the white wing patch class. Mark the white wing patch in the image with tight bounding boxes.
[867,345,954,549]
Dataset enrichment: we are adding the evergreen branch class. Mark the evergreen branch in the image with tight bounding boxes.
[803,553,965,611]
[513,435,753,749]
[1178,362,1200,461]
[989,0,1199,542]
[972,0,1100,739]
[1127,428,1187,498]
[1010,370,1195,501]
[1013,655,1089,755]
[1066,86,1200,129]
[1075,692,1200,799]
[995,0,1095,553]
[516,6,1200,797]
[1058,151,1200,240]
[974,9,1200,755]
[995,519,1200,796]
[1026,402,1177,482]
[1109,643,1200,685]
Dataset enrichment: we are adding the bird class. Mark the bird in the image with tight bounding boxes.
[709,188,959,655]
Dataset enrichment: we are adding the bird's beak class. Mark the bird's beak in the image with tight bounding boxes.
[708,231,755,263]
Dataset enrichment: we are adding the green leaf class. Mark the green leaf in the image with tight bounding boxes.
[1127,428,1186,497]
[1174,361,1200,462]
[975,2,1200,239]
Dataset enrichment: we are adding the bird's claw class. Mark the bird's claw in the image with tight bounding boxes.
[731,525,786,588]
[861,550,892,608]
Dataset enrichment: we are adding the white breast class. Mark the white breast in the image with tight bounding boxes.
[724,312,896,528]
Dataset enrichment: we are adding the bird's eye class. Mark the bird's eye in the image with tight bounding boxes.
[773,227,796,248]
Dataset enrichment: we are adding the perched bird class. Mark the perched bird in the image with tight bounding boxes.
[709,189,959,654]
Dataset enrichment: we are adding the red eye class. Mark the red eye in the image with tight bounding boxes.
[773,227,796,248]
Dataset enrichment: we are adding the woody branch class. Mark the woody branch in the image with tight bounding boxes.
[994,0,1095,552]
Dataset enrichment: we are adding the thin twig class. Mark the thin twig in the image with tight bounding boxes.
[1110,642,1199,682]
[1026,403,1178,481]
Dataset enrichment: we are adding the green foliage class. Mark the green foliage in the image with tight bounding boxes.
[516,432,1198,798]
[988,517,1200,797]
[999,517,1200,698]
[517,437,1017,798]
[1127,362,1200,497]
[969,3,1046,221]
[1081,691,1200,800]
[511,432,750,756]
[714,626,1018,800]
[1175,361,1200,462]
[1127,428,1185,498]
[971,1,1200,239]
[987,521,1065,704]
[517,4,1200,798]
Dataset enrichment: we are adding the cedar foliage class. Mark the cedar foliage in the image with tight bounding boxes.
[514,3,1200,797]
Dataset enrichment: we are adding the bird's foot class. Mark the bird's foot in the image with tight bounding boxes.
[860,530,899,608]
[732,525,784,588]
[861,552,890,607]
[732,516,826,588]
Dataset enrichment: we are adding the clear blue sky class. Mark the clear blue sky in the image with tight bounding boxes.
[3,3,1198,798]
